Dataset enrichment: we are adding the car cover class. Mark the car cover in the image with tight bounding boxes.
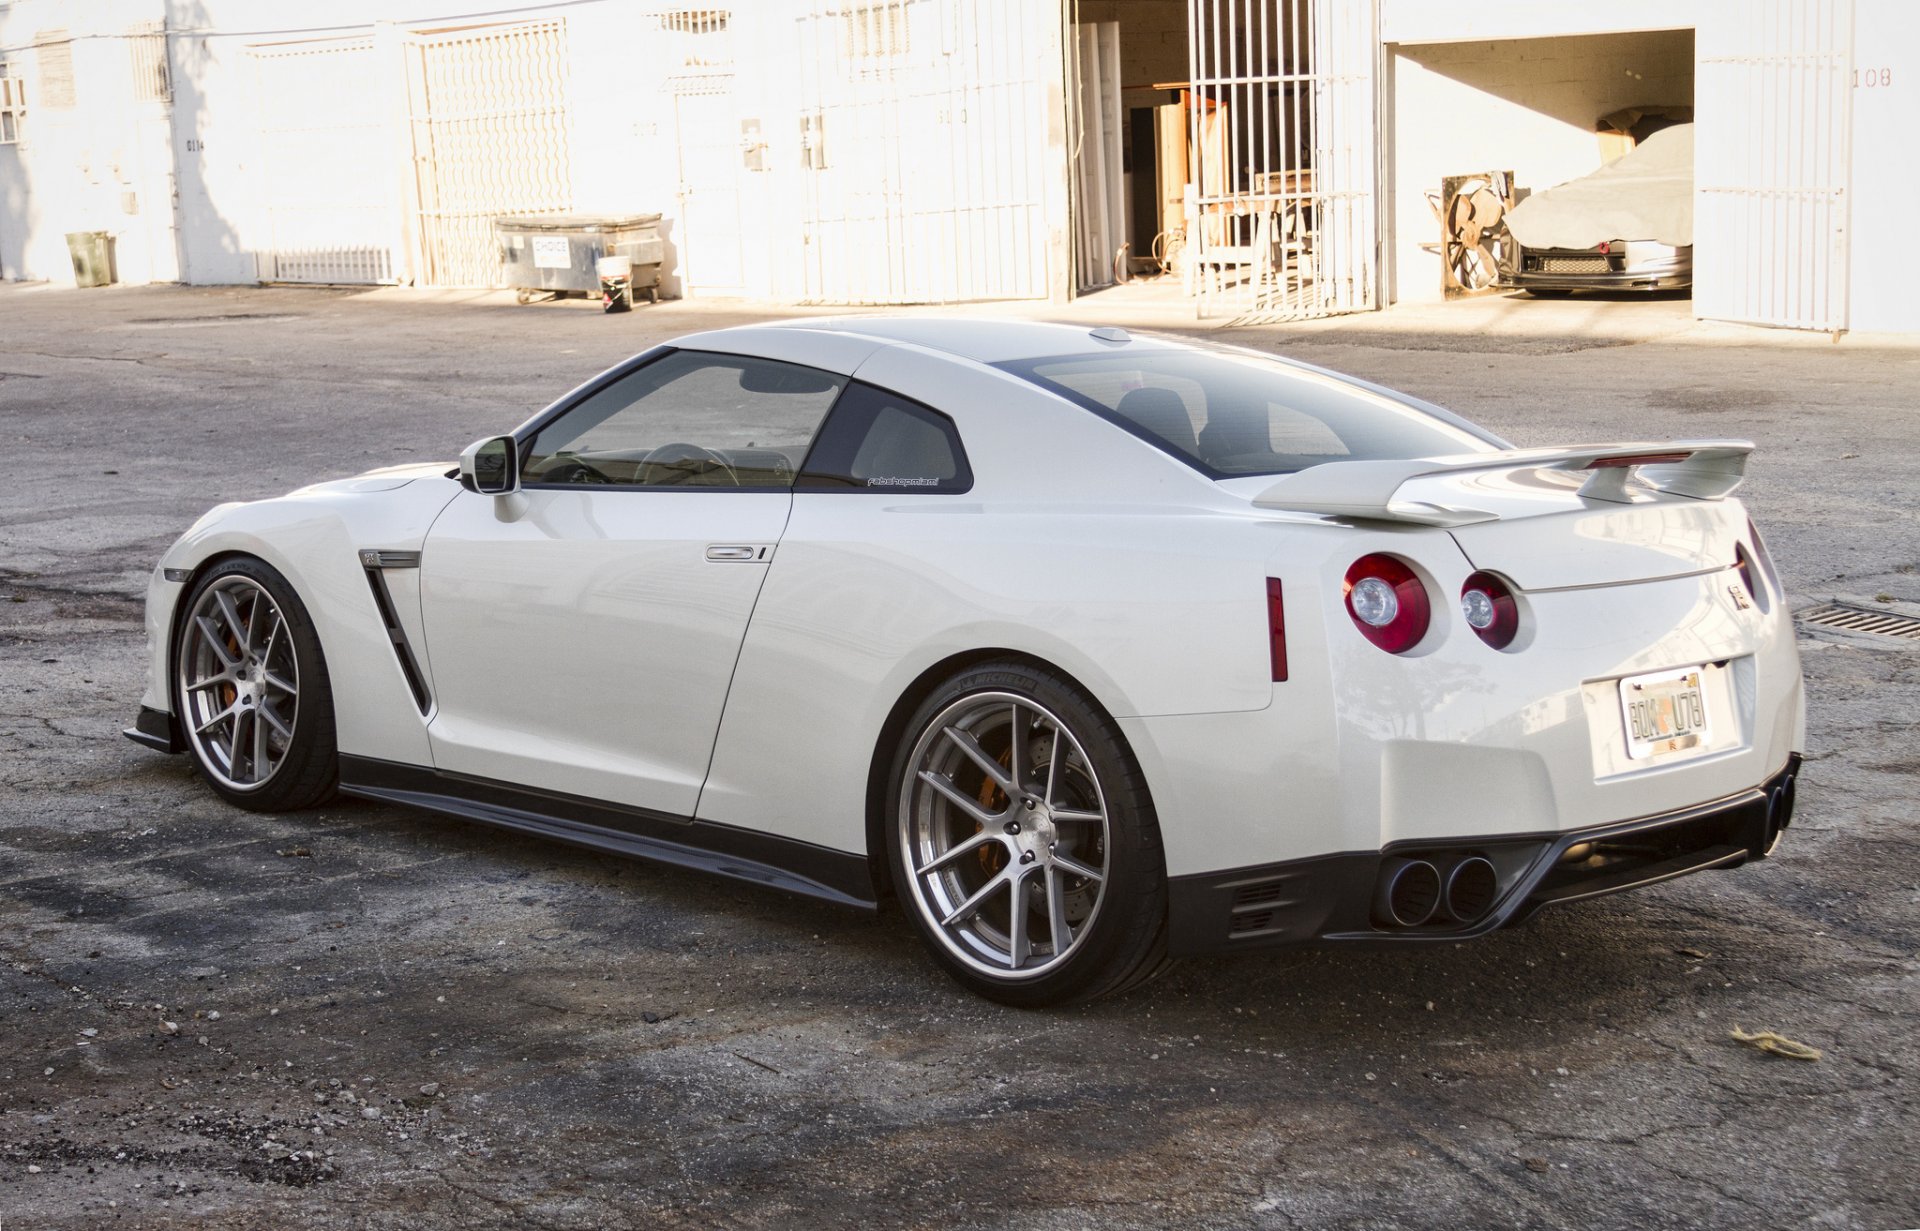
[1505,124,1693,250]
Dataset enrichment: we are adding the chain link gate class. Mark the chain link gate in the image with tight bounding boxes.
[1184,0,1377,320]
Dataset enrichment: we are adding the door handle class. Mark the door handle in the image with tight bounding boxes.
[705,544,764,562]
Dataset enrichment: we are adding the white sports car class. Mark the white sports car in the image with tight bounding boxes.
[128,319,1805,1005]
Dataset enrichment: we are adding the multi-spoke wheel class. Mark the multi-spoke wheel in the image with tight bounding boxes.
[889,662,1169,1005]
[174,558,337,811]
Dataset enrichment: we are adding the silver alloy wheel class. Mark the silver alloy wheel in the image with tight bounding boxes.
[898,691,1111,980]
[177,576,299,792]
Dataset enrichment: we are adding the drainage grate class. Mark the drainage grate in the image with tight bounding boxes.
[1797,602,1920,644]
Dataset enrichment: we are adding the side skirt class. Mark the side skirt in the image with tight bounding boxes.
[337,755,876,911]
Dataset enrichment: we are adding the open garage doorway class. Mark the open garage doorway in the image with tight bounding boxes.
[1385,27,1695,307]
[1068,0,1378,320]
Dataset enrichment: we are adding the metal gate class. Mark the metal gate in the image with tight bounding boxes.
[794,0,1053,304]
[1696,0,1853,332]
[405,21,572,287]
[249,37,400,284]
[1185,0,1378,320]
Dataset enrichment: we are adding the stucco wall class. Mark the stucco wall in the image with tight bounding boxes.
[1387,29,1696,304]
[0,0,180,285]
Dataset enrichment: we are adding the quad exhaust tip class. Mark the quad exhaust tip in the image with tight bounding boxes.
[1444,856,1499,924]
[1374,854,1500,929]
[1375,858,1441,928]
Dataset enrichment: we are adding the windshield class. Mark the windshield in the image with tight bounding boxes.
[999,349,1499,478]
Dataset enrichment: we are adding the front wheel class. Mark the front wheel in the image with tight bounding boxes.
[886,662,1169,1006]
[174,557,338,812]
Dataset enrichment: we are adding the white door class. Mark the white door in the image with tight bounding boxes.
[674,85,747,295]
[1696,0,1853,331]
[418,350,848,817]
[421,488,791,816]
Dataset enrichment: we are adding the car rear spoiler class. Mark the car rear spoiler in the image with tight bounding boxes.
[1249,440,1754,526]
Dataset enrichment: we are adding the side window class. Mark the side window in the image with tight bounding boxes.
[797,382,972,493]
[523,350,846,488]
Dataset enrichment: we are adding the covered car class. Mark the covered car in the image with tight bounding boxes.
[1503,123,1694,294]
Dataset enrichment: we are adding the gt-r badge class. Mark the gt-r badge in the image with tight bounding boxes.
[1728,584,1752,610]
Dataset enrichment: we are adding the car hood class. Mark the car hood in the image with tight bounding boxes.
[291,461,455,496]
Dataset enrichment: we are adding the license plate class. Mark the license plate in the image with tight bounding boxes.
[1618,666,1712,760]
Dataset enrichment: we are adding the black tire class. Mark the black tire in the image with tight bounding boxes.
[885,661,1170,1006]
[173,556,338,812]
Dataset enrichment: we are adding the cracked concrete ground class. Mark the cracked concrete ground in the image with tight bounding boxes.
[1,282,1916,1230]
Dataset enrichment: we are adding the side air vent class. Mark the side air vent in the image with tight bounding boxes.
[361,564,432,714]
[1227,878,1296,939]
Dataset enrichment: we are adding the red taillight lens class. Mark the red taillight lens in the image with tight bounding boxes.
[1266,577,1288,682]
[1343,554,1430,653]
[1460,571,1520,650]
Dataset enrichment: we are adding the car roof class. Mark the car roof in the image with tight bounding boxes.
[758,316,1188,365]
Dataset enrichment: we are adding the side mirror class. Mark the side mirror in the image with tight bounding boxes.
[458,435,520,495]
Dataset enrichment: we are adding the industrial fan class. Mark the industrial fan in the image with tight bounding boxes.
[1435,171,1513,299]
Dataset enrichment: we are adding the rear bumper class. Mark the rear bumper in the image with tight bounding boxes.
[1165,754,1799,958]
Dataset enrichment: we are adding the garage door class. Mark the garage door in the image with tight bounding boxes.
[249,37,400,284]
[793,0,1053,304]
[1696,0,1852,331]
[405,21,573,287]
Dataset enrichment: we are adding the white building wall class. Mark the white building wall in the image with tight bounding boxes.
[168,0,674,289]
[0,0,178,285]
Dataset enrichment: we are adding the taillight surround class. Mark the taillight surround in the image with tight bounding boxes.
[1459,571,1521,650]
[1343,554,1431,654]
[1736,519,1777,612]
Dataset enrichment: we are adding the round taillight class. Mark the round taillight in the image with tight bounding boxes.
[1460,571,1519,650]
[1734,543,1758,599]
[1344,554,1430,653]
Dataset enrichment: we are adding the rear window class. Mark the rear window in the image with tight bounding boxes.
[999,349,1498,478]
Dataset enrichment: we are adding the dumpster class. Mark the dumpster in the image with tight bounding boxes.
[65,231,116,288]
[494,213,664,305]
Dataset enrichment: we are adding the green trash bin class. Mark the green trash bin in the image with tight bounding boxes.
[65,231,115,288]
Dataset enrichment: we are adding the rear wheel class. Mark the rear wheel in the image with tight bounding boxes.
[174,557,337,812]
[887,662,1169,1006]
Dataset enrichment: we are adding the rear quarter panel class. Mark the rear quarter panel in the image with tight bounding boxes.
[696,348,1286,855]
